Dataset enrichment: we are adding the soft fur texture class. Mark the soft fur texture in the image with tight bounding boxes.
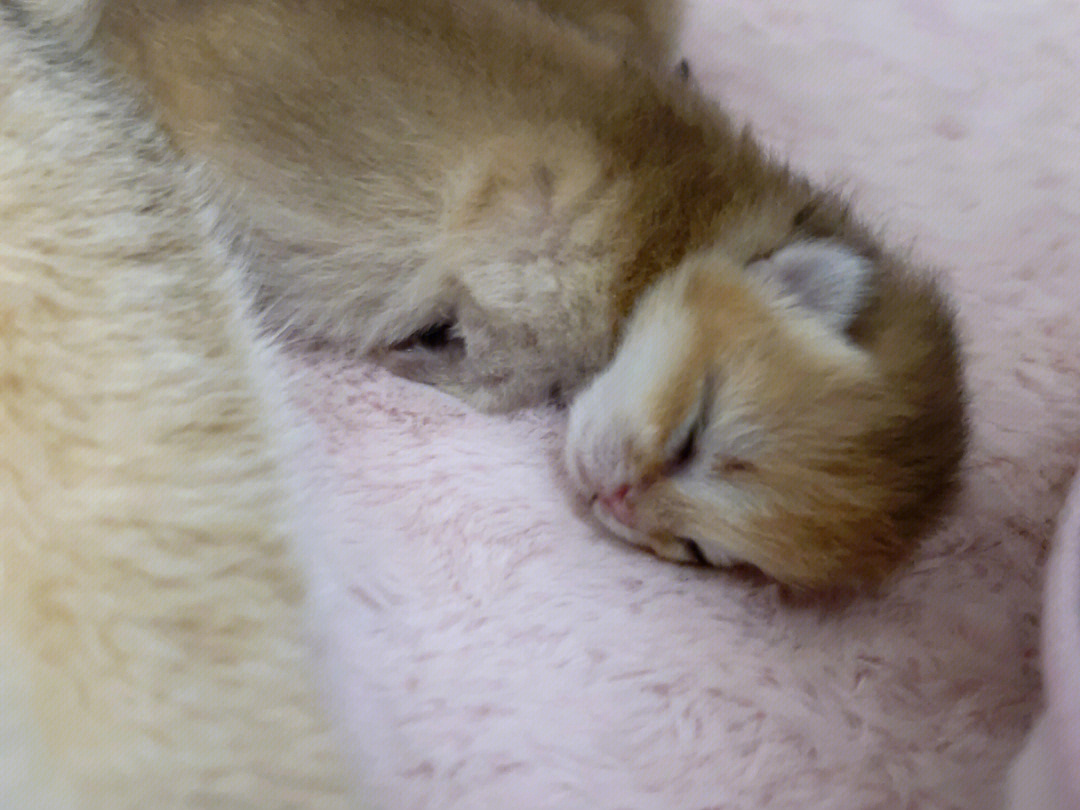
[64,0,966,589]
[516,0,684,64]
[0,14,355,808]
[15,0,99,43]
[90,0,661,410]
[275,1,1075,807]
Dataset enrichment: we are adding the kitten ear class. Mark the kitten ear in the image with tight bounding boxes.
[747,241,873,333]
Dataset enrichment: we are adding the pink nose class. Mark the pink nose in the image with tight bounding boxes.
[598,484,636,527]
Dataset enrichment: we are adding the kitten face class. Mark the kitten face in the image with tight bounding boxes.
[566,241,907,589]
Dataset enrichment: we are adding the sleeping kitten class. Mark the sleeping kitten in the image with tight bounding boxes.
[43,0,966,588]
[0,12,355,808]
[567,241,963,586]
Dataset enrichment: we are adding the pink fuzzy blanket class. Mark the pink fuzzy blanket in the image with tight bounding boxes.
[286,2,1080,808]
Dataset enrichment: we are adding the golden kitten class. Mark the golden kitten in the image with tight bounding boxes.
[44,0,967,589]
[0,12,357,808]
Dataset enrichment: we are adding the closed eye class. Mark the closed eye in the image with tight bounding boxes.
[719,458,754,474]
[672,422,698,469]
[664,410,702,476]
[389,320,464,352]
[678,537,709,565]
[663,374,715,474]
[721,460,756,479]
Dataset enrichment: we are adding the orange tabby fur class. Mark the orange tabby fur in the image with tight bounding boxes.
[586,252,963,588]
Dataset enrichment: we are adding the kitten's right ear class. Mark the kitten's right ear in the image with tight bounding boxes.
[747,241,874,333]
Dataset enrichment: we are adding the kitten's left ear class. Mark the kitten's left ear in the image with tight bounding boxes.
[747,241,874,333]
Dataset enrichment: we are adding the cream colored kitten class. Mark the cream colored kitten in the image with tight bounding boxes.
[0,13,356,808]
[42,0,966,588]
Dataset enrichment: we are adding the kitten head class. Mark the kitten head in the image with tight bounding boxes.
[565,241,914,590]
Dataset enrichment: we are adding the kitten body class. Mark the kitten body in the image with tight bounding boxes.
[0,13,355,807]
[60,0,966,588]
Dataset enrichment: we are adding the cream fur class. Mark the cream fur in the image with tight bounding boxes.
[0,14,356,809]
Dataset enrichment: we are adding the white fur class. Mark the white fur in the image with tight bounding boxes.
[0,17,356,808]
[0,630,76,810]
